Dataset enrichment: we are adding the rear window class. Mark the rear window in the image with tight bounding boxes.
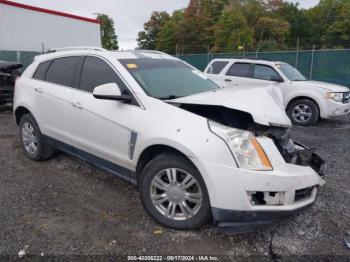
[207,61,229,74]
[46,57,80,87]
[226,63,252,78]
[33,61,51,81]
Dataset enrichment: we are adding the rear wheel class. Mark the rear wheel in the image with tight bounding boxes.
[19,114,55,161]
[139,153,211,229]
[287,99,319,126]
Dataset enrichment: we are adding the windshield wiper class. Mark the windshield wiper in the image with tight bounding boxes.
[156,95,183,100]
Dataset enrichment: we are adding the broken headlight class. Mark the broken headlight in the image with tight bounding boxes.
[209,121,273,171]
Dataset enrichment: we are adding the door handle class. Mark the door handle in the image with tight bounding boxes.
[224,79,232,82]
[72,101,83,109]
[34,87,43,93]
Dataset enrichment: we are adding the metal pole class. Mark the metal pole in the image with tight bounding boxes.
[256,31,264,58]
[207,44,210,65]
[295,37,299,68]
[16,51,21,63]
[309,45,316,80]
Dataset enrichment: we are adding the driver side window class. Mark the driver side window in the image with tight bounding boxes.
[80,56,126,93]
[253,64,280,81]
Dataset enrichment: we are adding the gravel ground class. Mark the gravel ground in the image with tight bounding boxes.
[0,105,349,260]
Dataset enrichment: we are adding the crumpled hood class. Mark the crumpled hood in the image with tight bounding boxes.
[171,86,292,127]
[292,80,350,92]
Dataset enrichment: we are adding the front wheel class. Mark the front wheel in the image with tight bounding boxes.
[287,99,319,126]
[139,153,211,229]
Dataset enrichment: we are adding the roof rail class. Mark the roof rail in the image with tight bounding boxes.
[47,46,107,53]
[226,56,273,61]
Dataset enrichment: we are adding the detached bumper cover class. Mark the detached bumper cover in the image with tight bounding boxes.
[294,142,326,177]
[212,204,313,232]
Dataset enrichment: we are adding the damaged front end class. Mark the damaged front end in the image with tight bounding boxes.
[251,125,326,177]
[178,104,326,177]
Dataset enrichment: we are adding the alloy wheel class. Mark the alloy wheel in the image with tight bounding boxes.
[22,122,38,155]
[292,104,312,123]
[150,168,203,221]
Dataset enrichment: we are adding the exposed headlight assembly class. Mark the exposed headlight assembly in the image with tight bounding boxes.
[325,92,344,103]
[208,120,273,171]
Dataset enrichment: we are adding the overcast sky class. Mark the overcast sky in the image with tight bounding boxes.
[15,0,319,50]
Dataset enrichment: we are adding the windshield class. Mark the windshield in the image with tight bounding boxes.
[277,63,307,81]
[119,58,219,99]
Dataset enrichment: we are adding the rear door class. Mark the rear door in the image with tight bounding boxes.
[68,56,135,172]
[31,56,82,144]
[223,62,256,88]
[204,61,229,87]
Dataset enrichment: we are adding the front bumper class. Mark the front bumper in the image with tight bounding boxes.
[321,99,350,118]
[194,137,325,232]
[212,204,313,233]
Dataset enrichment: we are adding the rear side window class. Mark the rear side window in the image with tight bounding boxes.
[80,56,126,93]
[207,61,228,74]
[33,61,51,80]
[226,63,252,78]
[46,57,80,87]
[254,64,280,81]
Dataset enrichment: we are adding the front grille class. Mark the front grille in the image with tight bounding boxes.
[343,91,350,104]
[295,186,314,202]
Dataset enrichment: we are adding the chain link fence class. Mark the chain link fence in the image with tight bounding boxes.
[179,49,350,87]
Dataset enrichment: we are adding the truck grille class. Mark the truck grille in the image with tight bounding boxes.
[343,91,350,104]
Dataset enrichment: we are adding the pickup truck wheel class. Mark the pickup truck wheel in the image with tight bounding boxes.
[19,114,55,161]
[139,153,211,229]
[287,99,319,126]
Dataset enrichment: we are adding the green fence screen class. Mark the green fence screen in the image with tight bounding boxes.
[179,49,350,87]
[0,50,40,71]
[1,49,350,87]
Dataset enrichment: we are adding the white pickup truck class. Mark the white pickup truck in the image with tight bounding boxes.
[204,58,350,126]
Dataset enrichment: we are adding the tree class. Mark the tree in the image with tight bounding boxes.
[325,0,350,47]
[213,7,254,52]
[97,14,119,50]
[156,11,184,54]
[137,11,170,50]
[255,17,290,47]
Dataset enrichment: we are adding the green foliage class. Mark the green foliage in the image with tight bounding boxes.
[213,7,253,52]
[138,0,350,54]
[137,11,170,50]
[98,14,118,50]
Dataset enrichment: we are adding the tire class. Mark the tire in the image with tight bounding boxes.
[139,153,211,229]
[287,99,319,126]
[19,114,55,161]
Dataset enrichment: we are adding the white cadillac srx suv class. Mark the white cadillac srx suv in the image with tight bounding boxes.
[204,58,350,126]
[14,47,325,231]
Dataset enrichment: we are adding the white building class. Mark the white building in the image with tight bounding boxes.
[0,0,101,52]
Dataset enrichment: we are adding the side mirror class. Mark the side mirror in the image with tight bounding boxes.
[93,83,132,103]
[271,75,284,82]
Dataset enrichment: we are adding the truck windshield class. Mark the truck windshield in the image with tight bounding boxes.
[277,63,307,81]
[119,58,219,99]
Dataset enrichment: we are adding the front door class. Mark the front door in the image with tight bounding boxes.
[68,56,135,172]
